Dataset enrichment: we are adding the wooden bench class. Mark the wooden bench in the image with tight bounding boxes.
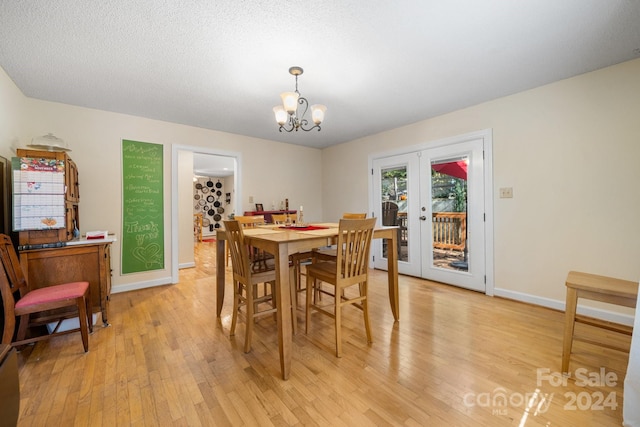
[562,271,638,373]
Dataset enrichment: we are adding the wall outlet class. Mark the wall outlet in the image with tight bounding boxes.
[499,187,513,198]
[249,195,254,203]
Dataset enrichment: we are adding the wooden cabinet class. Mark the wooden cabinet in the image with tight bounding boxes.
[18,240,113,325]
[15,148,79,245]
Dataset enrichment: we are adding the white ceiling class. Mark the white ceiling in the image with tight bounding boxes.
[1,1,639,149]
[193,153,234,178]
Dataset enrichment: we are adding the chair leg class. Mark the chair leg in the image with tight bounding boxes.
[16,314,29,343]
[361,281,372,344]
[244,284,255,353]
[335,284,342,358]
[289,267,297,335]
[230,281,240,336]
[76,296,89,352]
[562,287,578,374]
[305,276,315,334]
[85,288,93,334]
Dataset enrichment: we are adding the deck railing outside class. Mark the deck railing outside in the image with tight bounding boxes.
[432,212,466,251]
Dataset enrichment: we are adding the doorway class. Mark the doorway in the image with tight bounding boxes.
[171,145,242,284]
[370,130,493,294]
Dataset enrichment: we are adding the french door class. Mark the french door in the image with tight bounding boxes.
[372,137,488,292]
[371,153,421,276]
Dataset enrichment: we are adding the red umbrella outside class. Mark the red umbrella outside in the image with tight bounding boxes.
[432,161,467,180]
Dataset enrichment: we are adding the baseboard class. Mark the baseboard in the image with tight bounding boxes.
[111,276,173,294]
[494,287,635,326]
[179,262,195,269]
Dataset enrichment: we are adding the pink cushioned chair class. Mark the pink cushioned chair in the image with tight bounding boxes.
[0,234,92,352]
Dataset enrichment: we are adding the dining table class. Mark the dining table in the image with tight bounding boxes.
[215,222,399,380]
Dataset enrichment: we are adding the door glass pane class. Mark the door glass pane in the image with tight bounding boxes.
[431,157,468,271]
[380,166,408,262]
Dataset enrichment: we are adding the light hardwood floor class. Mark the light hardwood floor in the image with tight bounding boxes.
[15,241,630,426]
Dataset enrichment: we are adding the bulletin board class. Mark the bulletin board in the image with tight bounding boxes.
[121,139,164,274]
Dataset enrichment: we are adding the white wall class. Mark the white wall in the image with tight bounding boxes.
[322,59,640,317]
[0,67,26,160]
[0,67,323,292]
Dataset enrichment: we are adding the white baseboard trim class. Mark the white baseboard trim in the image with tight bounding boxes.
[493,287,635,326]
[111,276,173,294]
[179,262,195,269]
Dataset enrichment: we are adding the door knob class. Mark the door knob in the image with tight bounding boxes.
[419,216,427,221]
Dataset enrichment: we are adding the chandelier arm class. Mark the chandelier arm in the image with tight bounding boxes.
[297,96,310,121]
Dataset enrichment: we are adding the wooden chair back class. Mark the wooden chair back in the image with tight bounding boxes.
[381,202,398,226]
[271,213,297,224]
[224,221,251,282]
[342,213,367,219]
[234,215,265,227]
[0,235,31,343]
[335,218,377,282]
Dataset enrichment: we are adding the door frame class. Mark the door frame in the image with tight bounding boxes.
[368,129,494,295]
[170,144,242,284]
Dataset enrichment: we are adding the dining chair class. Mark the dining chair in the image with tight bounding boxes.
[272,213,309,314]
[382,202,402,257]
[313,212,367,262]
[0,234,93,352]
[226,215,272,270]
[224,220,279,353]
[271,213,297,224]
[305,218,376,357]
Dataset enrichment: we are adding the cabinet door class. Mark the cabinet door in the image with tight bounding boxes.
[66,158,80,202]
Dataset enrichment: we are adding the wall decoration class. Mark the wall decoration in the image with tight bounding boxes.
[121,139,164,274]
[194,177,225,231]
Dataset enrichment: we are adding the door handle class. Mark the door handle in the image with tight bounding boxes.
[419,216,427,221]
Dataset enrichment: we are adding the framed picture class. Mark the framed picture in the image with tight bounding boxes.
[255,203,264,211]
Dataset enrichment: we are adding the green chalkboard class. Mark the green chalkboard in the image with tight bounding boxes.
[121,139,164,274]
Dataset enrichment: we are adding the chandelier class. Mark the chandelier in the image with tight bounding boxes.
[273,66,326,132]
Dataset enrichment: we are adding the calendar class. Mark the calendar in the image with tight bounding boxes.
[12,157,66,231]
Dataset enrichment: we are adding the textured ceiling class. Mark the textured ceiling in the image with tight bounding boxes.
[1,1,640,149]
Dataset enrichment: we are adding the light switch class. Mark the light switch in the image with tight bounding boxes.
[249,196,254,203]
[499,187,513,198]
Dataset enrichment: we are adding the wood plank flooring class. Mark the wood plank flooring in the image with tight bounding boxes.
[14,241,630,426]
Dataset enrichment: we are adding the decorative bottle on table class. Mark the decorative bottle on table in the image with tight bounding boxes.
[298,206,304,225]
[285,199,291,225]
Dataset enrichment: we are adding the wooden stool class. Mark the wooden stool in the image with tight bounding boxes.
[562,271,638,373]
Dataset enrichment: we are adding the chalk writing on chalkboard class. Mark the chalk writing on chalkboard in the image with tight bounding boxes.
[121,140,164,274]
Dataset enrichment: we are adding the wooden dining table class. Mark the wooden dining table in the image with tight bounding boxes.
[215,222,399,380]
